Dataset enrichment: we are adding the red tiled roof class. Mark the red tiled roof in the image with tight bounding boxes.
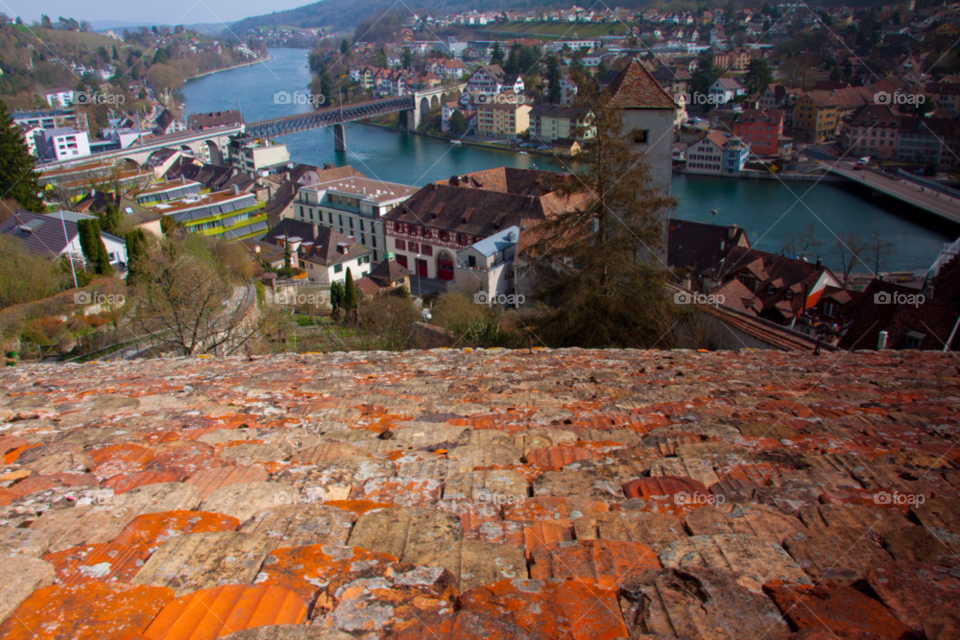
[607,59,679,110]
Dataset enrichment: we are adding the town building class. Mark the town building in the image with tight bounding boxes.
[685,130,731,175]
[188,110,244,131]
[792,87,873,143]
[34,128,90,162]
[839,104,901,160]
[43,87,75,108]
[454,225,521,305]
[355,258,412,296]
[466,64,524,95]
[292,176,417,263]
[153,109,188,136]
[607,60,678,254]
[707,246,845,327]
[227,136,291,175]
[896,116,956,169]
[264,219,373,284]
[732,109,783,156]
[528,105,594,142]
[148,187,266,240]
[925,82,960,116]
[73,191,164,238]
[383,168,577,280]
[0,210,127,269]
[667,219,751,277]
[476,97,532,138]
[708,77,745,107]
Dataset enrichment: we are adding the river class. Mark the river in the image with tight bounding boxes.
[181,48,957,272]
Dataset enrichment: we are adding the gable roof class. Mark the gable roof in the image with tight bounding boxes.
[0,210,77,257]
[369,259,411,286]
[263,219,371,267]
[187,110,244,129]
[839,279,960,350]
[607,59,679,110]
[667,219,750,273]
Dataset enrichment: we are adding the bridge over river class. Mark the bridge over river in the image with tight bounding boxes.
[245,84,466,151]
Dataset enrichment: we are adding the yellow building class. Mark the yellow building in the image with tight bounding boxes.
[793,87,873,143]
[477,100,532,138]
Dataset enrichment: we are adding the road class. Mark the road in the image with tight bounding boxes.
[825,160,960,223]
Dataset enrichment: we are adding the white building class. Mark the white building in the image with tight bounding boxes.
[454,226,521,306]
[264,219,373,285]
[34,128,90,162]
[292,176,418,264]
[685,130,748,175]
[0,210,128,269]
[43,88,75,107]
[709,78,745,107]
[467,64,524,95]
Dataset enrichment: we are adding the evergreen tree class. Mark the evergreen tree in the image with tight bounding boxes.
[546,57,562,104]
[490,41,504,66]
[78,219,99,270]
[525,80,678,348]
[504,45,521,75]
[340,39,350,56]
[100,199,123,236]
[401,49,413,70]
[448,109,467,136]
[743,58,773,93]
[125,229,148,286]
[329,280,344,315]
[343,268,357,311]
[153,47,168,65]
[78,219,111,275]
[375,47,387,68]
[0,102,43,212]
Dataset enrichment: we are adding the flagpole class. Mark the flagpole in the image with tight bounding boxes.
[60,209,78,288]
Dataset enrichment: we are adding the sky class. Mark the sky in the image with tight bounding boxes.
[3,0,313,27]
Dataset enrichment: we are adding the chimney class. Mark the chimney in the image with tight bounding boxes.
[877,330,888,350]
[254,244,261,253]
[727,224,737,240]
[312,224,319,240]
[89,189,95,198]
[231,184,239,195]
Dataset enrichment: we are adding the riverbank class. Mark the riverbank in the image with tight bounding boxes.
[185,56,272,83]
[673,167,844,182]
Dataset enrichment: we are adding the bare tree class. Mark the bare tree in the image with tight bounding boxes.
[780,222,824,259]
[129,240,261,356]
[865,230,896,278]
[357,293,420,351]
[835,233,869,281]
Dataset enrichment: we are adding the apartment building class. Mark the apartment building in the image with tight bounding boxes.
[292,176,417,263]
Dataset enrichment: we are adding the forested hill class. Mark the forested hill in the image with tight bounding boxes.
[229,0,895,35]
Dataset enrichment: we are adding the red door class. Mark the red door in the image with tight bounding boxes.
[416,258,429,277]
[437,253,455,281]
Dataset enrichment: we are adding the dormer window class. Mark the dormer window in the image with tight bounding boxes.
[767,285,776,295]
[785,291,794,300]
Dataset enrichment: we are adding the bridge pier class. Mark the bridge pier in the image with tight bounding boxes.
[333,124,346,152]
[400,107,421,132]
